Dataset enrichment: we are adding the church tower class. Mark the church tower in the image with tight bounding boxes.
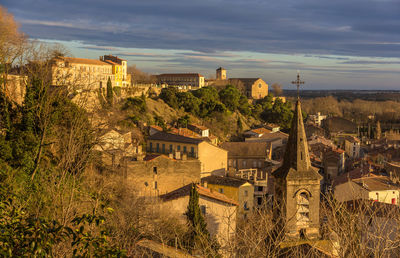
[272,74,322,240]
[216,67,226,80]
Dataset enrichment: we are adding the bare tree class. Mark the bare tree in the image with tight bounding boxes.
[271,83,283,96]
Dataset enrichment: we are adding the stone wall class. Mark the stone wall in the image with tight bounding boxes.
[125,156,201,196]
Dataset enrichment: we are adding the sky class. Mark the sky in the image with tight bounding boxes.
[3,0,400,90]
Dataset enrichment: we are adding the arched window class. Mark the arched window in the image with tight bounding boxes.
[297,191,310,225]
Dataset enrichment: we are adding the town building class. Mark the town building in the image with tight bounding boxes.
[201,175,254,219]
[156,73,205,88]
[125,154,201,196]
[52,56,113,90]
[159,184,238,247]
[323,148,345,187]
[244,129,288,150]
[334,175,400,205]
[147,131,227,177]
[3,74,27,105]
[344,136,361,159]
[220,141,272,171]
[228,78,268,100]
[272,99,322,240]
[308,112,327,127]
[216,67,227,80]
[100,55,129,87]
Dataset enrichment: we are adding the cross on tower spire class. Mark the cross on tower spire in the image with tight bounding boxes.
[291,71,304,99]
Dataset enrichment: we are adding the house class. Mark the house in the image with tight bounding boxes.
[323,148,345,187]
[125,154,201,197]
[157,73,205,88]
[220,142,272,171]
[245,130,288,150]
[159,184,238,247]
[344,136,361,159]
[308,112,327,127]
[100,55,129,87]
[187,124,209,137]
[228,78,268,100]
[52,55,129,90]
[334,175,400,205]
[201,175,254,219]
[3,74,27,105]
[93,128,143,167]
[147,131,227,177]
[243,127,272,138]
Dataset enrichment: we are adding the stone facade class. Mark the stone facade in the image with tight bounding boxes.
[147,131,227,177]
[229,78,268,100]
[272,100,322,240]
[126,154,201,196]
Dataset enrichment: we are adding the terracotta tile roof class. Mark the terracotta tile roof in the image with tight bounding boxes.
[345,136,360,143]
[170,128,201,138]
[159,184,238,206]
[157,73,204,78]
[220,141,270,158]
[188,124,208,131]
[201,175,249,188]
[56,56,111,66]
[249,127,272,135]
[103,60,121,66]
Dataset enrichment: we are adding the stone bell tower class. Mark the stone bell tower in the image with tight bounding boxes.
[216,67,226,80]
[272,73,322,240]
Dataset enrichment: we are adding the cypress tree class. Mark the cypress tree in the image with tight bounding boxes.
[106,77,113,106]
[185,183,216,254]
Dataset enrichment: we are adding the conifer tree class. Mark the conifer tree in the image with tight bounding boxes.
[106,77,113,106]
[185,183,220,255]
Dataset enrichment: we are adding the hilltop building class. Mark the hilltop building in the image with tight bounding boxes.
[51,55,130,90]
[229,78,268,99]
[216,67,227,80]
[272,99,322,240]
[156,73,205,88]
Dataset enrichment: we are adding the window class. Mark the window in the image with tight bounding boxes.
[244,190,248,197]
[244,201,249,210]
[219,188,224,194]
[242,160,247,167]
[162,144,165,153]
[257,186,263,192]
[169,145,173,153]
[253,161,257,168]
[177,145,181,151]
[183,146,187,153]
[200,205,206,215]
[258,83,262,88]
[156,143,159,152]
[149,142,153,152]
[153,167,157,175]
[257,197,263,205]
[190,147,195,157]
[154,181,158,190]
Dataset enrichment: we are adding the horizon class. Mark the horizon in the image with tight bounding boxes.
[3,0,400,90]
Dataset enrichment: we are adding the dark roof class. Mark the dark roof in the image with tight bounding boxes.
[149,131,204,144]
[353,176,400,191]
[157,73,204,78]
[323,117,357,134]
[216,67,225,70]
[220,142,270,158]
[201,175,249,188]
[159,184,238,205]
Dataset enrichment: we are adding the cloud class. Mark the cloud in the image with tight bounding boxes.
[4,0,400,58]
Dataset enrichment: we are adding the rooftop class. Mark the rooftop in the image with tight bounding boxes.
[55,56,110,66]
[220,141,270,158]
[159,184,238,206]
[353,176,400,191]
[157,73,204,78]
[149,131,204,144]
[201,175,250,188]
